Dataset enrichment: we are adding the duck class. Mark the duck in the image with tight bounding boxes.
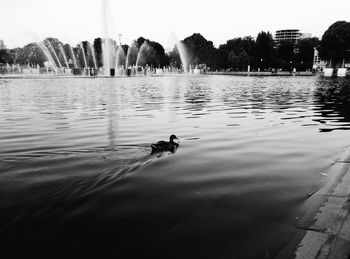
[151,134,179,154]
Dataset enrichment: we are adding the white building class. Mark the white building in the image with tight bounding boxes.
[301,33,312,39]
[313,48,327,70]
[274,29,302,46]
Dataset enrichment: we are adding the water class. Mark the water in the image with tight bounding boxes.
[88,42,98,69]
[59,44,69,69]
[1,75,350,258]
[80,43,88,68]
[46,40,62,69]
[37,41,59,73]
[69,44,78,68]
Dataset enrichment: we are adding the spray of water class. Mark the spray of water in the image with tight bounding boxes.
[115,45,125,68]
[80,43,88,68]
[37,41,59,74]
[136,41,149,67]
[69,44,77,68]
[59,44,69,68]
[126,43,138,68]
[88,42,97,69]
[170,32,189,72]
[45,40,62,68]
[175,41,189,72]
[101,0,111,73]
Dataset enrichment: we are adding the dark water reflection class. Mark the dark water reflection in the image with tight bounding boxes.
[1,76,350,258]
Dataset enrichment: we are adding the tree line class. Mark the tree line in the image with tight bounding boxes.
[0,20,349,70]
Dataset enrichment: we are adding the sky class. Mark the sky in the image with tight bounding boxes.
[1,0,349,50]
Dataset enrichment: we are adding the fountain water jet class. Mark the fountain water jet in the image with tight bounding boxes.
[126,43,138,68]
[37,41,59,74]
[69,44,77,68]
[115,45,125,68]
[175,41,189,72]
[101,0,111,73]
[59,44,69,68]
[88,42,97,69]
[80,43,88,68]
[136,41,149,67]
[170,32,190,72]
[45,40,62,68]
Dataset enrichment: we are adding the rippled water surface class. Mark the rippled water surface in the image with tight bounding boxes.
[1,75,350,258]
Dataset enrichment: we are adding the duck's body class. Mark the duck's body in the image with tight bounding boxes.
[151,135,179,154]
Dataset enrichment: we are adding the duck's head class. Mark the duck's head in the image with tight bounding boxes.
[170,134,179,144]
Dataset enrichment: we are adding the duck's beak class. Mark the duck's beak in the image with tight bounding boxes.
[174,137,179,144]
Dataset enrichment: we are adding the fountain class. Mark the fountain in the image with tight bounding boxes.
[115,45,126,75]
[37,41,59,74]
[59,43,69,69]
[136,41,149,67]
[125,43,138,69]
[88,42,97,69]
[115,45,125,68]
[79,43,88,68]
[33,34,189,77]
[69,44,78,68]
[170,32,190,73]
[101,0,112,74]
[9,0,192,78]
[45,40,62,69]
[175,40,189,72]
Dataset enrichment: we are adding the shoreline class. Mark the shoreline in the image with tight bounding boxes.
[207,71,315,76]
[0,71,316,80]
[278,148,350,258]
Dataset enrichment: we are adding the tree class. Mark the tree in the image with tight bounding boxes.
[0,49,12,64]
[136,37,147,49]
[133,37,168,67]
[8,48,19,64]
[297,37,319,70]
[16,43,46,66]
[220,36,255,70]
[93,38,103,67]
[81,41,95,68]
[43,38,65,67]
[276,41,295,70]
[63,44,76,68]
[148,40,167,67]
[215,44,229,69]
[319,21,350,66]
[255,31,275,69]
[168,47,181,68]
[183,33,216,67]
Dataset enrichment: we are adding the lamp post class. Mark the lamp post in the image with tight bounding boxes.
[259,58,263,72]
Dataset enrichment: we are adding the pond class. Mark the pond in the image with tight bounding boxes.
[1,75,350,258]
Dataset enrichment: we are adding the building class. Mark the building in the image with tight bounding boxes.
[313,48,327,71]
[0,40,6,49]
[301,33,312,39]
[274,29,313,54]
[274,29,302,46]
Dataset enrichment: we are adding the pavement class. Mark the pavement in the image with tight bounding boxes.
[294,152,350,259]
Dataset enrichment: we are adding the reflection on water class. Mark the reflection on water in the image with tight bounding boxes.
[313,78,350,132]
[1,76,350,258]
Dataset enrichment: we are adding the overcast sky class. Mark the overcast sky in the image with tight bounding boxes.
[1,0,349,50]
